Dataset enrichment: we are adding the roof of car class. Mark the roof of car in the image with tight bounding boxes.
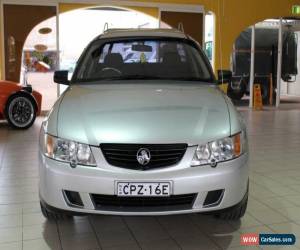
[98,28,188,39]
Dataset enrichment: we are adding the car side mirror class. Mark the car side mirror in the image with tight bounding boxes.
[217,70,232,84]
[54,70,70,85]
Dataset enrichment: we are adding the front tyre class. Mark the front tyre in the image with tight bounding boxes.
[5,93,37,129]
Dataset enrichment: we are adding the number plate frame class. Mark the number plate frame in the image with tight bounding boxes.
[115,181,173,197]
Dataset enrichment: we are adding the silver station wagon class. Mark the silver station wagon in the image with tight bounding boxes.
[39,28,249,220]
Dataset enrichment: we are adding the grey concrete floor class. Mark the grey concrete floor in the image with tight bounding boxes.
[0,107,300,250]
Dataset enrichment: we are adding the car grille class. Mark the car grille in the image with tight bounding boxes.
[100,143,188,170]
[91,193,197,212]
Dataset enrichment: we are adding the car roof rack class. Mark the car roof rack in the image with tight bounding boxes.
[178,22,185,33]
[103,22,109,32]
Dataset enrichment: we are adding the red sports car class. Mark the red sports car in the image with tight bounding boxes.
[0,80,42,129]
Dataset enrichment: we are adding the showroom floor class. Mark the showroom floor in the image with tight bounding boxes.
[0,107,300,250]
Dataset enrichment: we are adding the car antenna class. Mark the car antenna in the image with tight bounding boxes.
[178,22,185,32]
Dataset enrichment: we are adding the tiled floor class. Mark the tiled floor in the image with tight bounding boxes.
[0,107,300,250]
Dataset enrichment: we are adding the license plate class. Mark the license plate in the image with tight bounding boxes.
[117,182,171,197]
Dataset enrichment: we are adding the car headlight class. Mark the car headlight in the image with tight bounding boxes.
[43,133,96,167]
[191,132,246,167]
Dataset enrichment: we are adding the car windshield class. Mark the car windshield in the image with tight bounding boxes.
[73,38,214,83]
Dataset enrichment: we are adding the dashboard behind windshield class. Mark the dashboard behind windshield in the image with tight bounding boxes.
[73,38,214,83]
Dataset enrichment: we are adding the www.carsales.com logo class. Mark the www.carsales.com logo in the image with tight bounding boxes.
[241,233,259,246]
[241,233,296,246]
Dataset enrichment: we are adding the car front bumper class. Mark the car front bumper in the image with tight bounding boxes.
[39,146,249,216]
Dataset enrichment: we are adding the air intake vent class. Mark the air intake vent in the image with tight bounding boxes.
[63,190,84,208]
[91,193,197,212]
[203,189,224,208]
[100,143,187,170]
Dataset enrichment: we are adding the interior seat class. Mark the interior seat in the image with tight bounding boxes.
[104,53,124,69]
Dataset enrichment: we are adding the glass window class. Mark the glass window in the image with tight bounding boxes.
[74,39,213,83]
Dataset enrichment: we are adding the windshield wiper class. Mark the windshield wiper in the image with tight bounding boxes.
[101,76,213,81]
[75,76,213,83]
[108,75,166,80]
[172,77,213,82]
